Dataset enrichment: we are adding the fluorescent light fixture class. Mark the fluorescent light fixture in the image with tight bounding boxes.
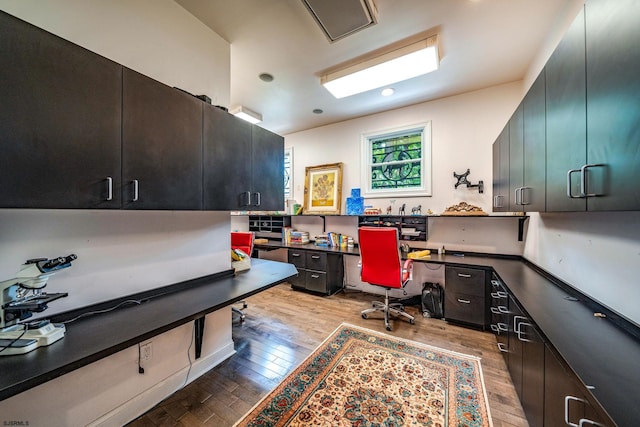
[230,105,262,124]
[321,35,439,99]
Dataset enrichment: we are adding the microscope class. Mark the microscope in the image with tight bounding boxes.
[0,254,76,356]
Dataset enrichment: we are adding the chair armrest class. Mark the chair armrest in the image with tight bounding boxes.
[402,259,413,284]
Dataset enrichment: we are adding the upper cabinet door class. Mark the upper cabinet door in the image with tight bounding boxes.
[522,71,546,212]
[492,126,510,212]
[586,0,640,211]
[251,126,284,212]
[203,105,252,210]
[122,69,203,210]
[508,104,524,212]
[545,7,587,212]
[0,11,122,209]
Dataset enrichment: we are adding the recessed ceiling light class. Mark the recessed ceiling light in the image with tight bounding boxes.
[313,108,324,114]
[381,88,394,96]
[259,73,274,82]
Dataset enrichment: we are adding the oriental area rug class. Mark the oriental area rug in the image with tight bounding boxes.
[234,323,493,427]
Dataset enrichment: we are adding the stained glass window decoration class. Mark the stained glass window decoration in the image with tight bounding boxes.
[360,122,432,198]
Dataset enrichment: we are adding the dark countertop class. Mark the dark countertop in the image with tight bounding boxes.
[259,241,638,426]
[0,259,297,401]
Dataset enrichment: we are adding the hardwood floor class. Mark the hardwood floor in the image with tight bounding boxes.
[127,283,528,427]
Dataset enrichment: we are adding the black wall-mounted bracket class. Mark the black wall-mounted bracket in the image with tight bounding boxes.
[454,169,484,193]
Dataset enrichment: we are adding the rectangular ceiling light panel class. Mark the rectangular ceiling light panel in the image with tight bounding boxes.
[302,0,378,42]
[321,36,439,99]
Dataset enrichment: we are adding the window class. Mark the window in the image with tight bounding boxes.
[284,147,293,201]
[361,122,432,198]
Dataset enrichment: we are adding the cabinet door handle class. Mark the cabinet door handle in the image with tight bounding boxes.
[457,273,472,278]
[457,298,471,304]
[254,192,261,206]
[565,396,585,427]
[514,188,521,205]
[106,177,113,201]
[516,320,534,342]
[567,169,583,198]
[310,274,320,279]
[579,419,604,427]
[132,179,139,202]
[245,191,251,206]
[497,343,508,353]
[521,186,531,205]
[580,164,605,197]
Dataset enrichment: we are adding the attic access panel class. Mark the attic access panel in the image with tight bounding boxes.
[302,0,378,42]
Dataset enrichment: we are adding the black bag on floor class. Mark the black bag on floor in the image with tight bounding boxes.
[421,282,444,318]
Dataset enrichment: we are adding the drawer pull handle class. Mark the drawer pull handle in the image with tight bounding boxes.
[490,307,500,314]
[498,306,509,314]
[579,419,604,427]
[457,298,471,304]
[565,396,585,427]
[491,291,508,299]
[458,273,472,278]
[490,324,499,332]
[311,255,320,259]
[497,323,508,332]
[106,176,113,201]
[291,253,301,257]
[310,274,320,279]
[497,343,508,353]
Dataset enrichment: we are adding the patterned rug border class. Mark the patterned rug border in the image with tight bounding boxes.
[234,322,494,427]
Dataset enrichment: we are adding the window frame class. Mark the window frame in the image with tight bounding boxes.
[360,122,432,198]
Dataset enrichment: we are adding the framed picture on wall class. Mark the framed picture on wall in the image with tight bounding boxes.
[303,162,343,215]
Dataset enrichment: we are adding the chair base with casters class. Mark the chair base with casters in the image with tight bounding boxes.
[361,288,415,331]
[232,302,247,322]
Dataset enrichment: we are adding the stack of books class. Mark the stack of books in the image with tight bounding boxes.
[314,232,353,248]
[290,230,310,244]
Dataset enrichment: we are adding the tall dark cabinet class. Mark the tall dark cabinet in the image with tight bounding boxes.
[203,104,284,211]
[508,104,524,212]
[585,0,640,211]
[521,71,546,212]
[122,69,203,210]
[0,11,122,209]
[492,126,510,212]
[545,8,587,212]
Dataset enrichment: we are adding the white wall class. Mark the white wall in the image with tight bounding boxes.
[285,82,526,255]
[0,2,235,424]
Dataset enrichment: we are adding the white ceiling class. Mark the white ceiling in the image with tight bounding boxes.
[175,0,573,136]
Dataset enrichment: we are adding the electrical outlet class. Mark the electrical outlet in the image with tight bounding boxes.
[140,342,152,363]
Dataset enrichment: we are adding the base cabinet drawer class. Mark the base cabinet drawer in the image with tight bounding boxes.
[287,249,343,295]
[445,292,485,326]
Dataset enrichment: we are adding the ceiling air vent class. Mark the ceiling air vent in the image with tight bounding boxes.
[302,0,378,43]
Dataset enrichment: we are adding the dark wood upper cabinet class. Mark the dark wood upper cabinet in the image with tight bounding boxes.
[203,105,284,211]
[0,11,122,209]
[585,0,640,211]
[251,125,284,211]
[492,126,510,212]
[122,69,203,210]
[508,104,524,212]
[203,104,252,210]
[521,71,546,212]
[545,7,587,212]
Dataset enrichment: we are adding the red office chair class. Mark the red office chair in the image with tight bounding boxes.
[231,231,254,321]
[358,227,415,331]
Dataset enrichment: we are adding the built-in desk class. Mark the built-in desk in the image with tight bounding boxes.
[0,259,297,401]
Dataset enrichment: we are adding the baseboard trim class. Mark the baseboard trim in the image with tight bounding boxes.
[88,342,236,427]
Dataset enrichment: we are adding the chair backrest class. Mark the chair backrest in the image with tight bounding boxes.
[358,227,407,289]
[231,231,254,256]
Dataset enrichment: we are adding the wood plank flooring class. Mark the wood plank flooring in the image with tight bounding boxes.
[127,283,528,427]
